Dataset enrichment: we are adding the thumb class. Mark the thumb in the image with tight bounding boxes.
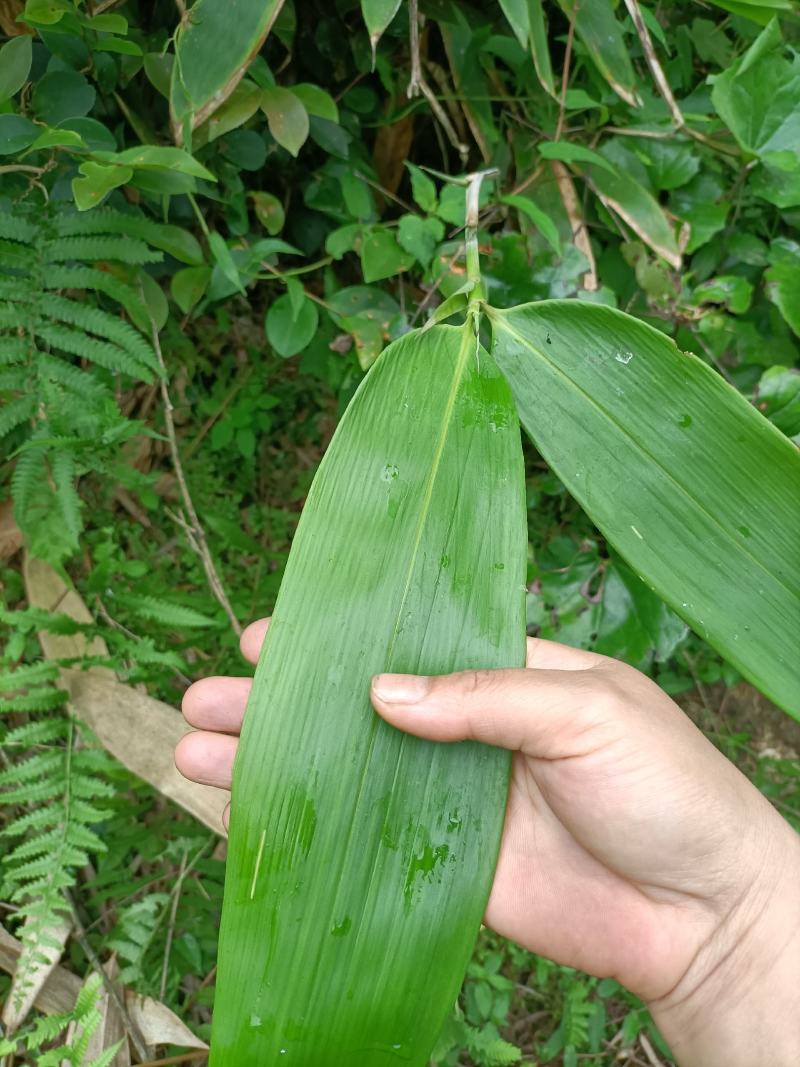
[370,666,615,757]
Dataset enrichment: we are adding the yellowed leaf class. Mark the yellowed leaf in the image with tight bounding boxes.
[1,913,71,1033]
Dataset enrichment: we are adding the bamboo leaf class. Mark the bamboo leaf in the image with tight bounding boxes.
[556,0,640,107]
[527,0,556,97]
[170,0,284,140]
[489,300,800,717]
[210,323,527,1064]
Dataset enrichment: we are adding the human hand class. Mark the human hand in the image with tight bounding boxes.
[176,619,800,1067]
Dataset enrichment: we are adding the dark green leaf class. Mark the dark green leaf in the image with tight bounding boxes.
[265,292,319,357]
[0,36,33,102]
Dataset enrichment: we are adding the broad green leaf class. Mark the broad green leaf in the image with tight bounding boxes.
[0,36,32,102]
[537,141,618,175]
[361,227,413,283]
[556,0,639,107]
[97,145,216,181]
[527,0,556,97]
[265,292,318,357]
[587,161,681,268]
[498,0,529,48]
[27,127,85,152]
[501,194,561,255]
[195,80,263,146]
[704,0,792,24]
[260,86,309,157]
[397,214,445,267]
[171,266,212,314]
[406,163,438,214]
[291,84,339,123]
[170,0,284,137]
[360,0,402,64]
[208,232,244,294]
[141,224,203,266]
[32,70,96,125]
[210,323,526,1064]
[755,366,800,439]
[19,0,70,25]
[711,20,800,157]
[0,115,38,156]
[692,275,753,315]
[489,300,800,716]
[249,191,285,235]
[72,162,133,211]
[765,238,800,338]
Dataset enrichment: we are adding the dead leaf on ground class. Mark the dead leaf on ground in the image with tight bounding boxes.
[0,499,23,562]
[549,159,598,291]
[1,912,71,1033]
[67,958,131,1067]
[0,924,208,1053]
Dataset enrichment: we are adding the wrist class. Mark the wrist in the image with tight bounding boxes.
[650,807,800,1067]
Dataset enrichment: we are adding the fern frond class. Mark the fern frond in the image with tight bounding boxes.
[0,662,60,691]
[121,594,218,629]
[2,717,67,747]
[0,280,37,302]
[2,796,110,838]
[0,213,38,243]
[36,323,153,381]
[0,337,29,364]
[0,367,29,391]
[10,448,47,517]
[44,265,151,328]
[36,351,109,397]
[0,750,64,786]
[44,235,162,266]
[0,394,35,437]
[51,450,82,545]
[38,293,158,371]
[0,688,68,714]
[0,303,26,328]
[0,237,37,270]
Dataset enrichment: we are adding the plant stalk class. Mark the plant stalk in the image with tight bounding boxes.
[464,168,498,318]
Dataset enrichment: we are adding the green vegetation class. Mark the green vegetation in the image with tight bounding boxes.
[1,0,798,1064]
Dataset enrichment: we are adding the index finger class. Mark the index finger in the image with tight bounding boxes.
[240,617,271,665]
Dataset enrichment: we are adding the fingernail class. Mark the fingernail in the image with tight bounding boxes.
[372,673,431,703]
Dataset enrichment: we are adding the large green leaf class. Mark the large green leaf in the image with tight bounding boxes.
[170,0,284,140]
[711,18,800,157]
[210,324,527,1064]
[489,301,800,717]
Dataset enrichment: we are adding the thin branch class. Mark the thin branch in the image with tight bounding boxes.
[406,0,469,162]
[159,849,188,1001]
[623,0,740,156]
[63,891,149,1063]
[549,159,598,291]
[149,322,242,637]
[554,4,578,143]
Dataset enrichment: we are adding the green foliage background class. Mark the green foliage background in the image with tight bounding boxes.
[1,0,799,1063]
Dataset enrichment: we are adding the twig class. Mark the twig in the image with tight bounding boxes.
[159,849,188,1001]
[554,4,578,143]
[623,0,739,157]
[639,1032,665,1067]
[63,891,149,1063]
[406,0,469,161]
[549,159,598,290]
[149,321,242,637]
